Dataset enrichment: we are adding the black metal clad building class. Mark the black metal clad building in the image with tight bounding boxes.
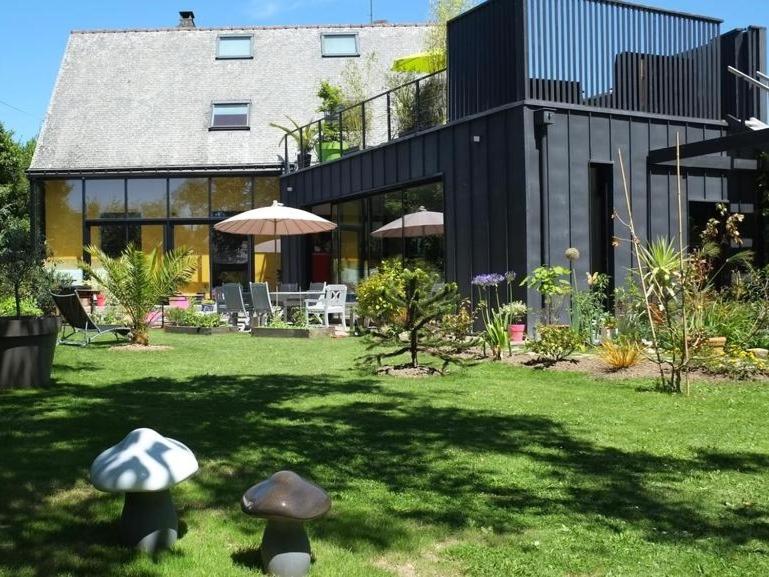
[281,0,768,314]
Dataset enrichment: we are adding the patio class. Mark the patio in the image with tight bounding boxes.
[1,331,768,577]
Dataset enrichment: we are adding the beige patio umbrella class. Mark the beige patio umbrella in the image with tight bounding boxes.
[253,238,281,253]
[215,200,336,254]
[370,206,444,238]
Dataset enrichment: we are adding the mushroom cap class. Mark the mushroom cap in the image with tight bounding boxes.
[90,428,199,493]
[241,471,331,521]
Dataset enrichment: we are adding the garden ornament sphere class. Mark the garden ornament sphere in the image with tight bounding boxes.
[241,470,331,577]
[90,428,199,553]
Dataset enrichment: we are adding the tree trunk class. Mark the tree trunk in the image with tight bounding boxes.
[13,282,21,318]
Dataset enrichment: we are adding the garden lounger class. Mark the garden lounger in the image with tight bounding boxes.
[52,292,131,346]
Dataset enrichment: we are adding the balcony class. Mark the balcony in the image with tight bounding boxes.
[281,69,447,172]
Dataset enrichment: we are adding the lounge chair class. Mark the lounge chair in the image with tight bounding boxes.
[219,283,250,330]
[305,284,348,329]
[249,282,273,327]
[52,292,131,346]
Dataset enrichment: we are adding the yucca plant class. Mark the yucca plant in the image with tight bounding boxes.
[81,244,197,345]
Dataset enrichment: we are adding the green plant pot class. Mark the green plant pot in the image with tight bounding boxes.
[0,317,59,389]
[316,141,344,162]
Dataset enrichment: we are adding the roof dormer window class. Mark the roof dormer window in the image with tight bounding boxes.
[321,33,359,57]
[210,102,250,130]
[217,35,253,59]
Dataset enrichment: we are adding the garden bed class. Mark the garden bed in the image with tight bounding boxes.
[163,325,236,335]
[250,326,336,339]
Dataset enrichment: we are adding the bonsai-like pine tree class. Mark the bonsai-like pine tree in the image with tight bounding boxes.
[81,244,197,345]
[360,267,471,373]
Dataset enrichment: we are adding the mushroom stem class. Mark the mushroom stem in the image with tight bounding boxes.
[261,519,312,577]
[121,490,178,553]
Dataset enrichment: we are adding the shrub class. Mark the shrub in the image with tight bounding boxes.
[356,259,406,326]
[440,299,475,341]
[0,296,42,317]
[166,308,222,328]
[702,350,768,381]
[526,325,581,363]
[521,265,571,324]
[599,338,641,370]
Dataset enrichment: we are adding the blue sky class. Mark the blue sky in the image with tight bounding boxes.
[0,0,766,141]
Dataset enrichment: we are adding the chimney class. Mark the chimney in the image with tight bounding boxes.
[178,11,196,28]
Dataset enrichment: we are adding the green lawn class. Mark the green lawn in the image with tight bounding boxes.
[1,331,768,577]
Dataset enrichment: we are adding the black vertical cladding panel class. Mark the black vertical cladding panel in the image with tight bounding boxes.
[372,148,385,189]
[312,166,323,204]
[568,112,591,282]
[452,122,473,290]
[488,109,512,274]
[350,155,362,193]
[410,139,424,180]
[361,150,373,191]
[384,145,398,187]
[339,158,351,197]
[470,117,491,276]
[630,120,649,246]
[440,124,459,286]
[508,108,529,299]
[648,121,670,240]
[321,164,333,204]
[424,132,439,176]
[522,107,544,310]
[685,125,705,200]
[447,0,525,120]
[610,117,631,276]
[590,115,611,163]
[547,112,570,266]
[397,141,411,183]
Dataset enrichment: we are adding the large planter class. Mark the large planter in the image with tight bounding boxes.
[0,317,59,389]
[163,325,235,335]
[316,141,344,162]
[508,324,526,342]
[705,336,727,356]
[251,327,335,339]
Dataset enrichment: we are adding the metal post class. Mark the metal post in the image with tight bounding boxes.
[317,120,322,163]
[360,102,366,150]
[338,111,344,156]
[299,128,304,168]
[386,92,392,141]
[415,79,421,129]
[284,136,289,172]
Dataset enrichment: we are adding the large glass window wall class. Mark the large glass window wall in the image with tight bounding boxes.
[41,175,279,295]
[308,180,444,289]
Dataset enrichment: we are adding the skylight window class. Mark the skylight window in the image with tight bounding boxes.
[210,103,250,130]
[217,35,253,59]
[321,33,359,57]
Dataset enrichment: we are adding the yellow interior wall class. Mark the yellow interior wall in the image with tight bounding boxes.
[141,225,165,253]
[44,180,82,269]
[174,225,210,296]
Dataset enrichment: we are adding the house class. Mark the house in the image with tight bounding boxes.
[28,11,429,292]
[278,0,769,319]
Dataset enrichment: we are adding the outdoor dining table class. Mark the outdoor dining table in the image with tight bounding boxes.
[269,290,323,310]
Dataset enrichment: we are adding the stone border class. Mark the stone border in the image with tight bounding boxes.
[250,327,336,339]
[163,326,236,335]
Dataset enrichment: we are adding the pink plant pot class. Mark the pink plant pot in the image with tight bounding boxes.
[95,293,106,307]
[168,296,189,310]
[508,324,526,342]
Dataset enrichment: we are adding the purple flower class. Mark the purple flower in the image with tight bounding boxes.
[471,273,505,287]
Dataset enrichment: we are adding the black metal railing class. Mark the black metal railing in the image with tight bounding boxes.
[282,69,447,171]
[526,0,722,118]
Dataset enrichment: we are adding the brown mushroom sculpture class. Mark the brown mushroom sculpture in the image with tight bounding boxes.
[90,428,199,553]
[241,471,331,577]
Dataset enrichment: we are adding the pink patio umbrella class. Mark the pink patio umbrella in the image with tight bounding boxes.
[214,200,336,254]
[370,206,444,238]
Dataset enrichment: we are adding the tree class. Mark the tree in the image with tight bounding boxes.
[80,245,197,346]
[423,0,476,71]
[0,122,36,219]
[0,213,44,318]
[359,267,471,373]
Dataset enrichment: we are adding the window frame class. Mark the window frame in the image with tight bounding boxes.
[209,101,251,131]
[320,32,360,58]
[216,34,254,60]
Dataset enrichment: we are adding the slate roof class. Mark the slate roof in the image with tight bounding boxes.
[30,23,429,172]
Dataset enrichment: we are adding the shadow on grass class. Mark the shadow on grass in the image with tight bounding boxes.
[1,371,768,575]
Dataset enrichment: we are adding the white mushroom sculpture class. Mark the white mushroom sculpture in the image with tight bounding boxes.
[90,428,199,553]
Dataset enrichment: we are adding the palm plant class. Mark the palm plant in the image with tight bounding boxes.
[270,116,318,155]
[81,244,197,345]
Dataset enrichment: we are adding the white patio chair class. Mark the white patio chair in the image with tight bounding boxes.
[305,284,347,329]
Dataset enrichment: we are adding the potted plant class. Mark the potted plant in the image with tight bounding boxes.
[0,214,59,389]
[270,116,317,168]
[316,80,347,162]
[502,301,528,342]
[521,265,572,326]
[601,315,618,342]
